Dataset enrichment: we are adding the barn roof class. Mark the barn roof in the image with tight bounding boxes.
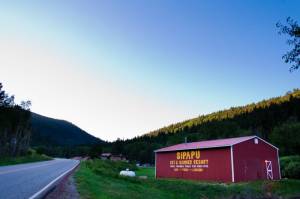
[154,135,278,152]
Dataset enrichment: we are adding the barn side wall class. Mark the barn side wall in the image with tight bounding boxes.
[233,138,280,182]
[156,147,232,182]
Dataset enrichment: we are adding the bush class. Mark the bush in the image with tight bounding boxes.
[280,156,300,179]
[270,122,300,155]
[27,148,34,155]
[285,162,300,179]
[0,152,52,166]
[84,159,137,177]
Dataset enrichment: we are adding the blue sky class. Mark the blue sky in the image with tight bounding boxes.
[0,0,299,141]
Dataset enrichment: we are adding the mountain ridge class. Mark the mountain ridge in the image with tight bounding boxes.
[144,89,300,138]
[30,112,102,146]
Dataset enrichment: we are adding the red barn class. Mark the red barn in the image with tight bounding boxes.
[154,136,280,182]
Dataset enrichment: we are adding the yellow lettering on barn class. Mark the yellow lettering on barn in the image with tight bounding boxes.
[186,152,191,159]
[176,150,201,160]
[195,151,200,159]
[191,151,195,159]
[172,150,207,172]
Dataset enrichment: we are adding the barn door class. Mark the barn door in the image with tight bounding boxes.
[265,160,273,180]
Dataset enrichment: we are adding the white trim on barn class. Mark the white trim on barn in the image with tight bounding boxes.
[277,149,281,179]
[227,136,256,146]
[265,160,274,180]
[155,152,157,179]
[230,146,235,182]
[154,145,233,152]
[154,136,278,153]
[229,136,278,150]
[254,136,279,150]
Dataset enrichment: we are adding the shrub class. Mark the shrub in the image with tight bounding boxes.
[280,156,300,179]
[84,159,137,177]
[285,162,300,179]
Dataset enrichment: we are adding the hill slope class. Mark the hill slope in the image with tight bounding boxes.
[30,113,101,146]
[146,89,300,138]
[109,89,300,163]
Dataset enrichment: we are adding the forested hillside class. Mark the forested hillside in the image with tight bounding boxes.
[109,89,300,164]
[0,82,102,158]
[31,113,101,146]
[31,113,103,158]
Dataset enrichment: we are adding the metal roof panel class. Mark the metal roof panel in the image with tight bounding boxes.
[154,136,257,152]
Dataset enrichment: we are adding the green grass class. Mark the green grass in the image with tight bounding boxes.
[0,151,52,166]
[135,167,155,179]
[75,159,300,199]
[75,161,202,199]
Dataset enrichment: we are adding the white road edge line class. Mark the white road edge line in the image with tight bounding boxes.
[28,160,80,199]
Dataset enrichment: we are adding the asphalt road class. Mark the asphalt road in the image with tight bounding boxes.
[0,158,79,199]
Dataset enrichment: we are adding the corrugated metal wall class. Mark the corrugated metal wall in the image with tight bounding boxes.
[233,138,280,182]
[156,147,232,182]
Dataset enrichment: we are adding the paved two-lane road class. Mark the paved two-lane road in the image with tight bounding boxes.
[0,159,79,199]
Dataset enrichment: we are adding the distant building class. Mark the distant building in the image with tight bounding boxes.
[155,136,281,182]
[100,153,112,160]
[110,154,127,161]
[100,153,127,161]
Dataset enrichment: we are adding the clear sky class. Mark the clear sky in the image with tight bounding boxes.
[0,0,299,141]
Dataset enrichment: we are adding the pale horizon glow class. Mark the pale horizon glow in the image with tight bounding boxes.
[1,1,299,141]
[0,33,194,141]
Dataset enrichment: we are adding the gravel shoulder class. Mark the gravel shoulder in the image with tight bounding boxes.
[45,173,80,199]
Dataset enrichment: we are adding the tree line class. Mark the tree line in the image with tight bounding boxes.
[0,83,32,158]
[108,89,300,164]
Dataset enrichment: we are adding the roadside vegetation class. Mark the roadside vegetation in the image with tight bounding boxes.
[0,83,53,166]
[0,149,52,166]
[75,159,300,199]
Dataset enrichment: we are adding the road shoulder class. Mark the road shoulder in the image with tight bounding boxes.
[45,172,80,199]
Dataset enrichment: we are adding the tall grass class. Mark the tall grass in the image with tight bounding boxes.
[0,149,52,166]
[75,159,300,199]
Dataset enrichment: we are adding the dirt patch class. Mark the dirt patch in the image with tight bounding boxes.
[45,174,80,199]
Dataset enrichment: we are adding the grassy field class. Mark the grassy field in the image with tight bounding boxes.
[135,167,155,179]
[0,150,52,166]
[75,159,300,199]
